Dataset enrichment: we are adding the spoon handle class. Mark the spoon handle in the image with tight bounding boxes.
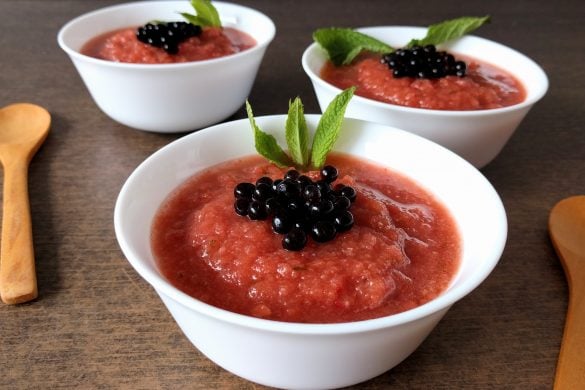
[0,154,37,304]
[554,252,585,389]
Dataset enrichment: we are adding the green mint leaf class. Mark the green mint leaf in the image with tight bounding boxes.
[313,28,393,66]
[310,87,355,169]
[285,97,309,168]
[182,0,221,27]
[246,101,293,168]
[191,0,221,27]
[408,16,490,47]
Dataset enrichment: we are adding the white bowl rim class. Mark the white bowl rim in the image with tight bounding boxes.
[114,114,507,335]
[302,25,549,116]
[57,0,276,70]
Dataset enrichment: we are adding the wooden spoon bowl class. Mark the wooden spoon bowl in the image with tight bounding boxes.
[0,103,50,304]
[548,195,585,389]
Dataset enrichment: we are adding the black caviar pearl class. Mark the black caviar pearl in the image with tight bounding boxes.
[454,61,466,77]
[298,175,313,187]
[276,179,301,198]
[430,55,443,65]
[286,198,304,213]
[410,45,423,57]
[320,165,338,183]
[302,184,321,202]
[248,201,268,220]
[423,45,436,54]
[272,178,283,192]
[253,182,274,201]
[444,54,455,66]
[163,44,179,55]
[381,53,399,68]
[333,210,354,232]
[340,186,357,203]
[430,67,445,78]
[265,197,280,215]
[284,169,300,181]
[294,216,312,232]
[333,195,351,211]
[311,220,337,243]
[409,57,422,68]
[282,228,308,251]
[307,199,334,218]
[316,180,332,196]
[256,176,273,186]
[393,68,407,78]
[234,182,255,199]
[272,213,293,234]
[234,198,249,216]
[324,191,339,202]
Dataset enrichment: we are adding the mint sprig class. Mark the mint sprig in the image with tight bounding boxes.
[313,16,490,66]
[246,102,293,168]
[285,97,310,168]
[310,87,355,169]
[181,0,222,27]
[313,28,393,66]
[408,16,490,47]
[246,87,356,171]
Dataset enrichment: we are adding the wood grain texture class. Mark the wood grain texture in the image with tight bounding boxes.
[0,0,583,388]
[0,103,50,304]
[549,196,585,389]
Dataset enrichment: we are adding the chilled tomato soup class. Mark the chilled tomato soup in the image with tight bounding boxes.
[151,153,461,324]
[81,26,255,64]
[321,53,526,110]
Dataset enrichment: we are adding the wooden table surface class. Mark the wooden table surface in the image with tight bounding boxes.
[1,0,583,388]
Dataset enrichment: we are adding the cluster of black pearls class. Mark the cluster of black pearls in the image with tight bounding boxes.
[381,44,467,79]
[136,22,202,54]
[234,166,357,251]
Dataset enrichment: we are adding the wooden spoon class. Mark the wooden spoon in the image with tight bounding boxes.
[0,103,50,304]
[549,195,585,389]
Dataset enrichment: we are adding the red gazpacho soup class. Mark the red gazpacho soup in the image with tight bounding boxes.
[151,153,461,323]
[321,53,526,110]
[81,27,255,64]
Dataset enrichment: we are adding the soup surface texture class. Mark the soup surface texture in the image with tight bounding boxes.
[81,26,255,64]
[320,53,525,110]
[152,153,461,323]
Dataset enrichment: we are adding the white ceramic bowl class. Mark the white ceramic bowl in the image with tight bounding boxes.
[114,115,507,389]
[58,1,275,132]
[302,26,549,168]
